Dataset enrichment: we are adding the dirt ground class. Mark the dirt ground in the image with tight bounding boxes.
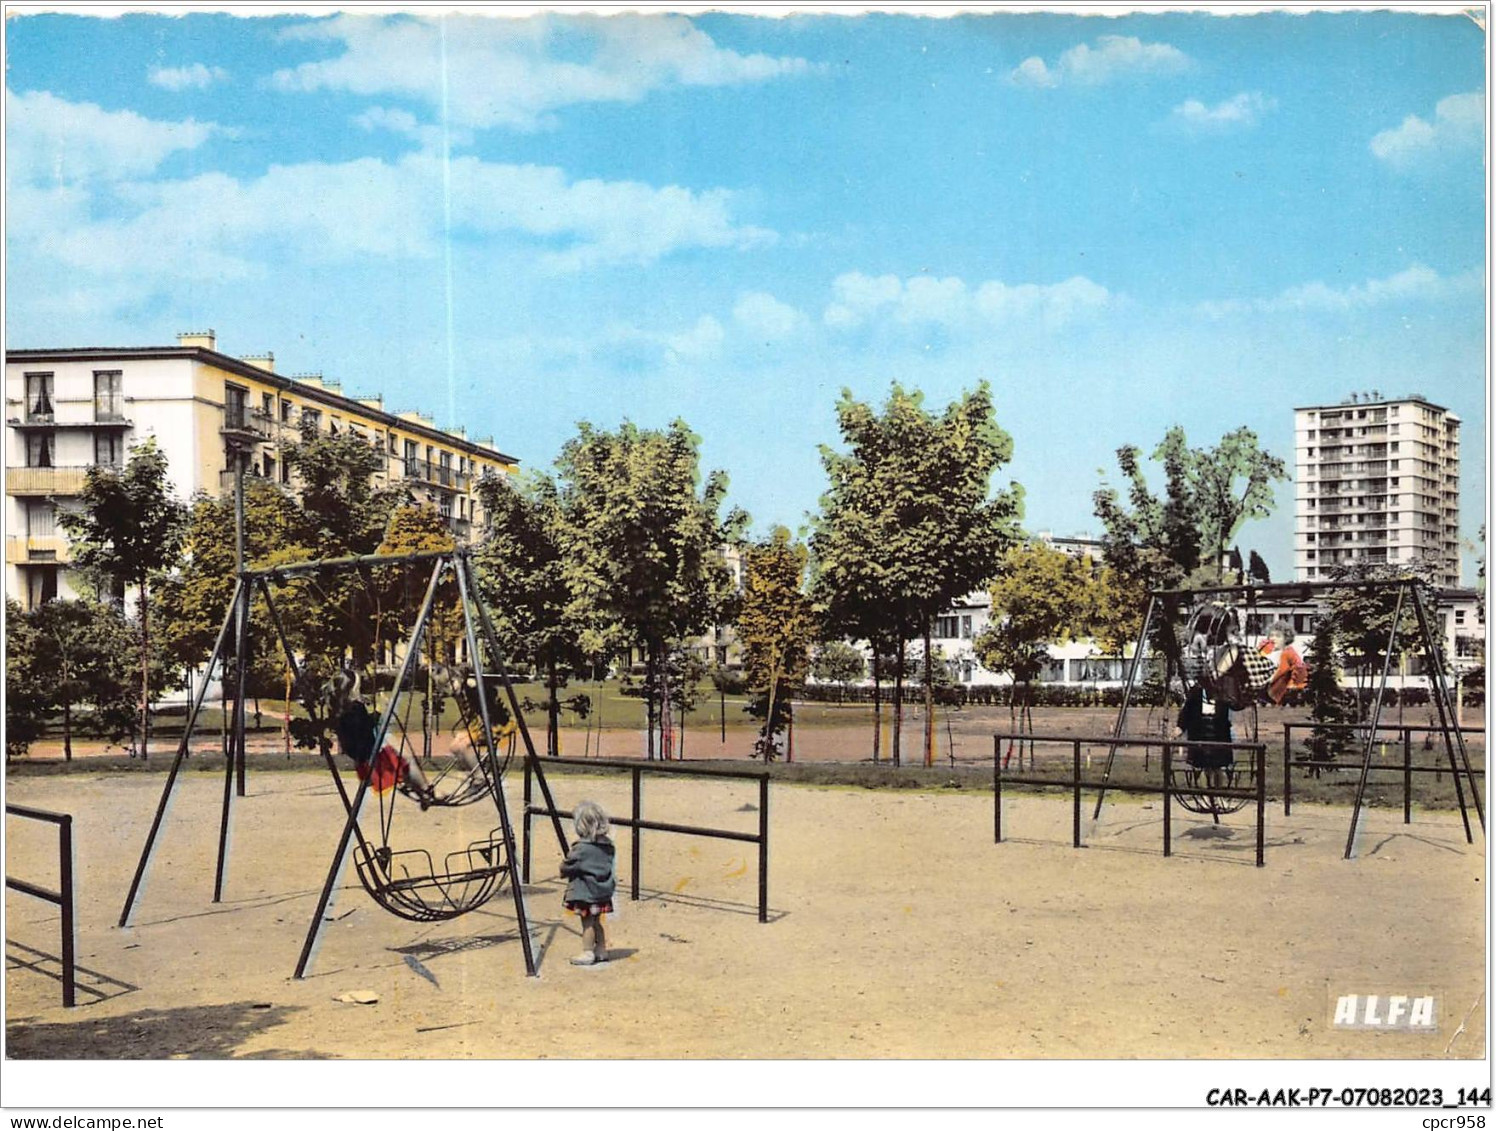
[4,760,1485,1061]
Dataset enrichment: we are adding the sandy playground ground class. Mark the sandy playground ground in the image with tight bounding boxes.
[4,763,1487,1060]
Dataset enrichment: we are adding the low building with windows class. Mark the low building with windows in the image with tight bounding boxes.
[6,330,516,608]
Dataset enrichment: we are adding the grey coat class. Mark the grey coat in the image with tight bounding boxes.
[560,838,616,905]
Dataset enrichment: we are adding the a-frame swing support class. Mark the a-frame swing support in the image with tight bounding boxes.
[117,546,570,980]
[1088,577,1482,858]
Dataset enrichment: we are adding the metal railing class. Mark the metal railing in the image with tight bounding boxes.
[522,756,770,921]
[5,466,91,496]
[993,733,1268,867]
[5,804,77,1006]
[1280,722,1486,822]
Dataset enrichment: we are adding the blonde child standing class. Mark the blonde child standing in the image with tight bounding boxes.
[560,800,617,966]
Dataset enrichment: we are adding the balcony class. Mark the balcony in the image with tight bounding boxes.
[5,466,91,496]
[5,535,70,564]
[218,468,275,495]
[403,460,471,492]
[220,407,270,443]
[9,413,132,430]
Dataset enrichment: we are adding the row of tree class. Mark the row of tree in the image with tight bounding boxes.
[18,378,1432,766]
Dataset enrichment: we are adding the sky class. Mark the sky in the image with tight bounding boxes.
[3,7,1488,579]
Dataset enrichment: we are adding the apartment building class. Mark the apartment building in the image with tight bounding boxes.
[6,331,516,608]
[1294,393,1461,586]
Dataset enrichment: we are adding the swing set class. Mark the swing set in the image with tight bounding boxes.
[1093,576,1484,855]
[116,546,571,977]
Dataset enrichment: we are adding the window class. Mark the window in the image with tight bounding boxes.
[329,417,340,435]
[93,371,123,420]
[281,399,294,423]
[26,433,54,468]
[961,615,973,639]
[261,392,274,416]
[389,433,398,454]
[94,431,122,467]
[404,439,419,476]
[302,407,321,431]
[280,458,291,485]
[262,453,276,480]
[26,500,55,537]
[225,385,249,430]
[24,373,54,420]
[935,615,960,639]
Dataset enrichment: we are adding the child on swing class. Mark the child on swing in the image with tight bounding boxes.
[560,800,617,966]
[324,667,439,809]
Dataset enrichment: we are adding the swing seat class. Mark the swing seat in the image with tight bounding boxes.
[1169,763,1253,816]
[353,830,510,922]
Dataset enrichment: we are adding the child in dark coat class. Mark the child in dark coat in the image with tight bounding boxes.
[560,800,617,966]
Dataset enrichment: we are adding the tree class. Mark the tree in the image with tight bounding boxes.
[5,600,47,759]
[1303,608,1352,768]
[554,420,746,759]
[57,439,187,759]
[1094,425,1288,694]
[975,541,1101,753]
[27,599,138,760]
[737,528,816,760]
[811,383,1021,766]
[473,473,590,756]
[811,641,865,702]
[1325,561,1437,712]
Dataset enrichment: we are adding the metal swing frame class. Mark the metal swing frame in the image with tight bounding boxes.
[1092,577,1484,857]
[116,546,572,978]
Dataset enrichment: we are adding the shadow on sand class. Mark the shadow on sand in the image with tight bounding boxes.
[5,1001,322,1060]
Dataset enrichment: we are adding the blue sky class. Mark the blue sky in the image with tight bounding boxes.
[4,9,1487,578]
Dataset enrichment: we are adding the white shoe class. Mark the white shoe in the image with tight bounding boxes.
[569,952,596,966]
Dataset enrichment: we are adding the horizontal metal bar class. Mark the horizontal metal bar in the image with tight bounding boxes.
[997,775,1256,801]
[530,805,761,845]
[996,732,1265,752]
[1284,723,1485,736]
[5,804,72,826]
[1151,578,1425,599]
[245,546,464,581]
[6,876,63,905]
[536,755,770,783]
[1288,759,1485,777]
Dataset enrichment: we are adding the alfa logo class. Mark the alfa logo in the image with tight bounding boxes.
[1332,994,1437,1031]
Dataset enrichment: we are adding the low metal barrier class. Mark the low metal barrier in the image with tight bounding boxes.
[5,804,77,1006]
[992,733,1268,867]
[1281,722,1486,822]
[522,756,770,922]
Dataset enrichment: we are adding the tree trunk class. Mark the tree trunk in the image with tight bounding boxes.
[871,653,882,763]
[547,656,560,757]
[720,682,726,745]
[645,646,657,760]
[660,657,673,760]
[62,699,73,761]
[923,626,935,768]
[139,578,150,761]
[891,634,904,768]
[679,698,686,760]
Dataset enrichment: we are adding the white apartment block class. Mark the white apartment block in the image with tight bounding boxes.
[1294,394,1461,586]
[6,331,516,609]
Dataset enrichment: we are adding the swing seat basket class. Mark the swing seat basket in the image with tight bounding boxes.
[353,831,510,922]
[1168,764,1254,816]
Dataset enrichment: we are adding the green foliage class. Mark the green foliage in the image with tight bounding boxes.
[811,641,866,695]
[56,439,187,756]
[1324,562,1439,705]
[738,528,816,747]
[553,419,746,755]
[5,600,47,758]
[810,382,1021,761]
[1303,608,1352,761]
[975,541,1100,683]
[811,382,1022,646]
[56,438,187,591]
[281,418,399,556]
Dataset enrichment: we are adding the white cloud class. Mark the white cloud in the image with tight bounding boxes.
[665,315,725,362]
[1370,92,1484,172]
[733,291,808,342]
[148,63,229,91]
[1168,91,1275,133]
[6,115,776,323]
[1009,35,1190,89]
[5,88,218,185]
[1197,264,1481,318]
[825,271,1112,332]
[271,13,813,132]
